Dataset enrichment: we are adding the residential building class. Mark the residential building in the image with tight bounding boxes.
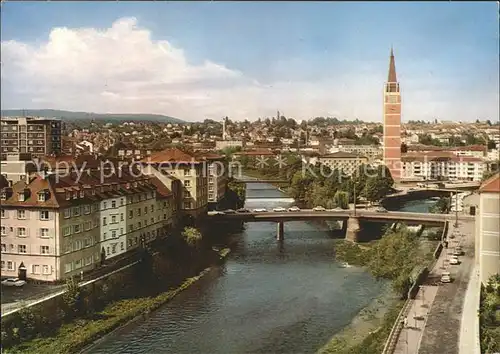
[215,139,244,150]
[401,152,485,181]
[331,145,381,162]
[383,48,402,181]
[140,148,208,218]
[202,153,228,205]
[0,168,174,282]
[305,152,368,175]
[476,173,499,284]
[1,117,62,158]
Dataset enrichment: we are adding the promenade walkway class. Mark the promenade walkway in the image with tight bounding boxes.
[458,264,481,354]
[393,219,475,354]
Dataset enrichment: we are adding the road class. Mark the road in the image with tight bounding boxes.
[1,283,67,313]
[391,220,475,354]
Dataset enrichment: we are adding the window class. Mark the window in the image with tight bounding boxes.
[85,257,92,266]
[120,228,124,235]
[72,207,81,217]
[112,244,117,254]
[83,205,91,214]
[18,245,27,253]
[103,217,107,226]
[164,214,167,220]
[41,245,49,254]
[84,221,91,231]
[64,209,71,218]
[144,206,147,213]
[1,209,5,218]
[129,210,133,219]
[1,226,5,235]
[73,224,81,233]
[184,180,191,187]
[138,222,142,229]
[184,169,191,176]
[120,198,124,206]
[103,232,107,240]
[63,226,71,236]
[103,202,107,209]
[18,192,26,202]
[111,201,116,208]
[121,242,124,250]
[111,230,117,238]
[65,263,72,273]
[1,244,5,252]
[38,193,46,202]
[40,210,50,220]
[40,228,49,238]
[32,265,40,274]
[137,209,141,216]
[17,210,26,219]
[0,261,4,269]
[7,261,14,270]
[111,215,117,224]
[17,227,26,237]
[84,238,91,247]
[183,201,191,209]
[151,217,154,224]
[74,240,82,250]
[42,265,50,274]
[120,213,124,221]
[107,247,110,255]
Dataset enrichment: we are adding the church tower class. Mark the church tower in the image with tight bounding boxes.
[383,47,402,181]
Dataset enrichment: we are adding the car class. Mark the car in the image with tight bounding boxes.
[313,206,326,212]
[223,209,236,214]
[207,211,225,216]
[1,278,27,287]
[449,256,460,265]
[253,208,268,212]
[440,272,451,283]
[288,206,301,212]
[272,207,287,212]
[375,207,388,213]
[331,207,344,212]
[236,208,250,213]
[452,249,462,256]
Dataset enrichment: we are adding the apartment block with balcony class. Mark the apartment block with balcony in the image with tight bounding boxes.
[202,153,227,206]
[0,117,62,159]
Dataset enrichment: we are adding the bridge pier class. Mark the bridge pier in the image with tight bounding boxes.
[345,217,361,243]
[277,221,284,241]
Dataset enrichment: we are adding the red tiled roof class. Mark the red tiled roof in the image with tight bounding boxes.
[149,177,173,198]
[479,173,500,193]
[142,148,200,163]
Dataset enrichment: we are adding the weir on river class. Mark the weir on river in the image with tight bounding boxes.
[88,182,437,354]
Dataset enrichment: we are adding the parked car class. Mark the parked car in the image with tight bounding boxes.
[272,207,287,212]
[375,207,388,213]
[223,209,236,214]
[288,206,301,212]
[207,211,225,216]
[449,256,460,265]
[1,278,26,287]
[253,208,268,212]
[236,208,250,213]
[331,207,344,212]
[313,206,326,212]
[452,248,462,256]
[440,272,451,283]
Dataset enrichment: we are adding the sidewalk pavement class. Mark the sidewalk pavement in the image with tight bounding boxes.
[458,265,481,354]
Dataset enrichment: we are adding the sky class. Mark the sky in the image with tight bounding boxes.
[1,1,498,122]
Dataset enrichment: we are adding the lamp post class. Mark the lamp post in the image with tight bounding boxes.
[454,190,459,228]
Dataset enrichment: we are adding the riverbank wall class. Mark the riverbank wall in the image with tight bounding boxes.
[1,248,232,353]
[381,190,449,210]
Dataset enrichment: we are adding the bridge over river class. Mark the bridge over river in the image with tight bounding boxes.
[208,210,474,241]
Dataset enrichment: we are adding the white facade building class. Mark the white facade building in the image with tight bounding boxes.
[100,193,127,259]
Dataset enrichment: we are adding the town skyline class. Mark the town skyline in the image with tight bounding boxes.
[1,2,499,122]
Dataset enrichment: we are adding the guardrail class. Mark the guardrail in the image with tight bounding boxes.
[382,299,413,354]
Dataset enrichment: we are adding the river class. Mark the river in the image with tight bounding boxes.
[88,183,436,354]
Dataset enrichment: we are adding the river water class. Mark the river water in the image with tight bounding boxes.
[89,183,436,354]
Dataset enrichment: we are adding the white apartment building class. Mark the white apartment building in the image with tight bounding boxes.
[401,153,485,181]
[100,191,127,259]
[330,145,381,162]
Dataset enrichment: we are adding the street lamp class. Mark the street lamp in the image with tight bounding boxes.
[454,190,459,228]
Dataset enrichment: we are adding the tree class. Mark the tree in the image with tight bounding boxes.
[401,143,408,154]
[63,276,83,319]
[487,140,497,150]
[333,191,349,209]
[363,166,394,203]
[181,227,203,248]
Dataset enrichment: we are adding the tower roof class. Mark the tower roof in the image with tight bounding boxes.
[388,47,397,83]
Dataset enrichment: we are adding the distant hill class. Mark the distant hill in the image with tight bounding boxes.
[1,109,185,123]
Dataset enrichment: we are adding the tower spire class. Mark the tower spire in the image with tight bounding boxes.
[388,47,397,83]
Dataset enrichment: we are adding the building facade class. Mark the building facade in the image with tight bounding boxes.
[1,117,62,158]
[1,168,174,282]
[383,48,402,181]
[305,152,369,176]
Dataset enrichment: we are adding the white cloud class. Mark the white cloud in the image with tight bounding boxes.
[1,17,498,122]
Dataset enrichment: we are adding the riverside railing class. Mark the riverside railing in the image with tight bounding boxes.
[381,299,413,354]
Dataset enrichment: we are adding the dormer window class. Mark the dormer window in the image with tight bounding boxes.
[65,191,71,200]
[91,189,96,196]
[1,191,6,200]
[80,190,84,198]
[38,192,46,202]
[18,192,26,202]
[72,192,77,199]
